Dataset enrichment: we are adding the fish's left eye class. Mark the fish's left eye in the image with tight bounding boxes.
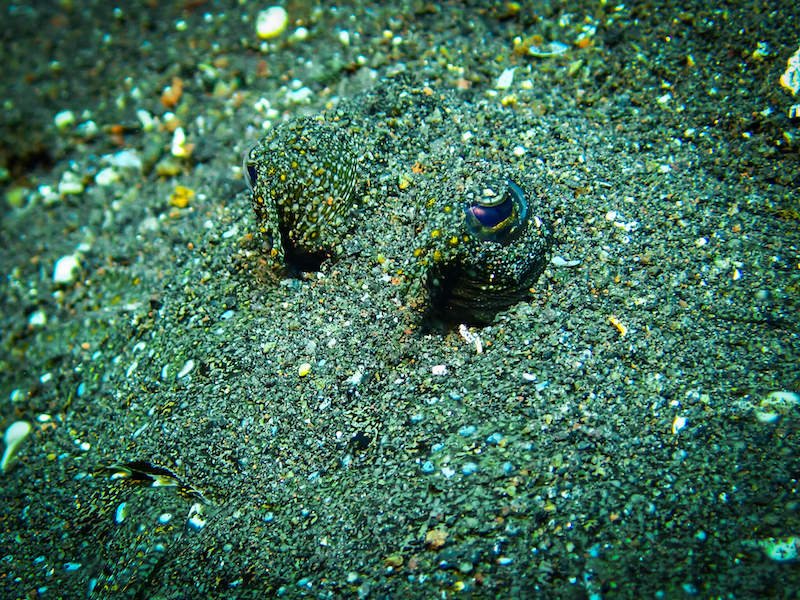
[242,149,257,191]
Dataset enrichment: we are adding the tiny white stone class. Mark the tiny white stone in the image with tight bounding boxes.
[551,256,581,268]
[2,420,32,474]
[256,6,288,40]
[671,415,687,434]
[53,254,81,285]
[95,167,120,186]
[105,149,143,170]
[58,171,84,196]
[28,310,47,328]
[338,30,350,46]
[115,502,128,524]
[431,365,448,376]
[286,86,312,104]
[171,127,189,157]
[496,67,515,90]
[290,26,309,42]
[54,110,76,131]
[136,109,155,131]
[757,537,800,562]
[512,145,526,157]
[177,359,195,379]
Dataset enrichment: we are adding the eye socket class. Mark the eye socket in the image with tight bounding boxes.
[463,178,528,245]
[242,148,257,191]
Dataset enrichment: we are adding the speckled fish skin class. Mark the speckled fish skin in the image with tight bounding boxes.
[245,117,359,265]
[245,80,554,324]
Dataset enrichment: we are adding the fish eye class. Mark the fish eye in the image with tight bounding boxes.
[242,148,258,191]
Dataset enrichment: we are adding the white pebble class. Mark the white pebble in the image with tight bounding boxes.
[286,86,313,104]
[115,502,128,524]
[105,149,143,171]
[28,310,47,328]
[755,537,800,561]
[177,359,195,379]
[54,110,76,131]
[2,420,32,474]
[58,171,84,196]
[431,365,448,376]
[53,254,81,285]
[496,67,515,90]
[171,127,190,157]
[338,30,350,46]
[256,6,288,40]
[290,27,309,42]
[671,415,687,435]
[95,167,120,186]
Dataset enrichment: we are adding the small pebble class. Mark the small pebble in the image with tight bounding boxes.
[458,425,477,437]
[298,362,312,377]
[53,254,81,285]
[256,6,288,40]
[485,432,504,445]
[54,110,76,131]
[115,502,128,524]
[58,171,84,196]
[177,359,195,379]
[496,67,515,90]
[2,421,33,474]
[421,460,435,473]
[461,462,479,475]
[28,310,47,328]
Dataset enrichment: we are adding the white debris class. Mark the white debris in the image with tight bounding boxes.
[58,171,84,196]
[54,110,76,131]
[2,420,32,474]
[256,6,288,40]
[780,46,800,96]
[551,256,581,268]
[104,149,143,171]
[53,254,81,285]
[458,324,483,354]
[171,127,190,157]
[496,67,516,90]
[671,415,687,435]
[431,364,448,376]
[95,167,120,186]
[177,359,195,379]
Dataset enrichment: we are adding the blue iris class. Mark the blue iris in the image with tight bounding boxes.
[464,178,529,244]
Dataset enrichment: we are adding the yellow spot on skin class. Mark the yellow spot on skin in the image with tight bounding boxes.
[433,249,442,262]
[430,229,441,239]
[448,236,459,246]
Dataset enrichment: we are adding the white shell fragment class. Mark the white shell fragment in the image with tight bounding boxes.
[780,46,800,96]
[256,6,288,40]
[496,68,515,90]
[54,109,76,131]
[177,359,196,379]
[752,536,800,562]
[53,254,81,285]
[754,390,800,424]
[2,420,33,474]
[187,502,207,531]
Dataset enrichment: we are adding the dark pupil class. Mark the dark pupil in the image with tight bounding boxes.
[246,164,258,188]
[469,196,513,228]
